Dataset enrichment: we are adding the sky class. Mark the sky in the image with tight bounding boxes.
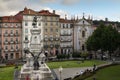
[0,0,120,21]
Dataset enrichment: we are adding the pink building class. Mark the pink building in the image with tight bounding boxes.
[1,16,22,60]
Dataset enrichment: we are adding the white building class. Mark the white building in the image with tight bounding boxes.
[60,18,73,54]
[74,16,93,52]
[22,8,44,57]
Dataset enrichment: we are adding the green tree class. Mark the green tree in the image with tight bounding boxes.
[86,24,120,59]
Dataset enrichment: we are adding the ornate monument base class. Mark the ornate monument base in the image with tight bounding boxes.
[19,62,53,80]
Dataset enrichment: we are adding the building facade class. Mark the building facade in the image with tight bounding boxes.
[0,16,22,60]
[74,17,93,52]
[60,18,73,54]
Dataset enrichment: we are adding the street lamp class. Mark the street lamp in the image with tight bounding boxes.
[59,66,63,80]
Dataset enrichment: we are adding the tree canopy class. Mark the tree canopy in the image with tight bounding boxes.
[86,24,120,53]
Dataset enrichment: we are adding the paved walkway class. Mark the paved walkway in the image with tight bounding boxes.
[53,67,93,80]
[53,61,113,80]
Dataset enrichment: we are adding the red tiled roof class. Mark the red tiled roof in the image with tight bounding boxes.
[38,10,59,17]
[1,16,21,23]
[59,18,72,23]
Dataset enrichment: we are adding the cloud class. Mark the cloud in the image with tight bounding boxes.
[0,0,27,16]
[39,0,80,5]
[62,0,80,5]
[41,7,70,19]
[40,0,57,3]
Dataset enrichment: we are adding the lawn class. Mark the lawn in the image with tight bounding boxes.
[85,65,120,80]
[47,60,107,69]
[0,67,14,80]
[0,66,21,80]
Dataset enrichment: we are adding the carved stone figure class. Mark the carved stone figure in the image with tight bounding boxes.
[32,16,37,28]
[24,49,41,70]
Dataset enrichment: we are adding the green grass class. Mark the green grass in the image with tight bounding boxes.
[0,67,14,80]
[85,65,120,80]
[0,66,21,80]
[47,60,107,69]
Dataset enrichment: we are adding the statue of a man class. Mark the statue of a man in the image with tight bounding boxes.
[24,49,41,70]
[31,52,41,70]
[32,16,37,28]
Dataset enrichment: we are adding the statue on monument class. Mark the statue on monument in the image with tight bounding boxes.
[31,52,41,70]
[24,49,41,70]
[32,16,37,28]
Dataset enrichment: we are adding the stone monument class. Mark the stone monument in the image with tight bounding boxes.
[19,16,53,80]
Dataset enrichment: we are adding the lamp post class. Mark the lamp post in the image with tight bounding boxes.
[59,66,63,80]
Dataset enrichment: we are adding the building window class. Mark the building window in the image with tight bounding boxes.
[5,38,8,42]
[5,46,8,50]
[56,22,58,26]
[25,22,28,26]
[16,38,18,43]
[45,23,47,26]
[16,30,18,34]
[11,45,13,50]
[5,30,8,34]
[38,23,41,26]
[25,28,28,33]
[56,29,58,32]
[25,36,28,40]
[51,22,53,26]
[45,29,47,32]
[82,44,85,51]
[51,17,53,20]
[10,53,13,59]
[16,46,18,49]
[63,24,65,28]
[5,54,8,60]
[11,30,13,34]
[11,38,13,42]
[50,28,53,32]
[82,31,85,37]
[66,24,68,28]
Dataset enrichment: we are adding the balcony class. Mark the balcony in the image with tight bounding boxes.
[14,33,19,36]
[4,49,9,52]
[10,49,15,52]
[44,38,48,41]
[60,39,72,42]
[4,33,9,37]
[15,41,19,44]
[50,44,54,48]
[55,44,60,48]
[44,45,48,48]
[9,33,14,36]
[49,37,54,41]
[4,41,9,44]
[15,49,19,51]
[24,40,29,43]
[60,45,73,48]
[60,33,72,36]
[54,37,59,41]
[10,41,14,44]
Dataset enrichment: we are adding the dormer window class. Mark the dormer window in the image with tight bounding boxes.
[25,22,28,26]
[82,31,85,38]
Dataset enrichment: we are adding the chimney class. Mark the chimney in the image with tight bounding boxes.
[53,10,55,14]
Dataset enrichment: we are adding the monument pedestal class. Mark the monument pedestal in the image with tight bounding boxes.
[20,63,53,80]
